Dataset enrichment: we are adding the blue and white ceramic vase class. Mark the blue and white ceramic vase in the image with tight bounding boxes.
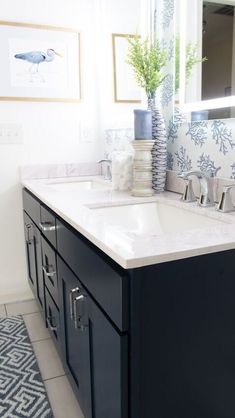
[147,95,167,192]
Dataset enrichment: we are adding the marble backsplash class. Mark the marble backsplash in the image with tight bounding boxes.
[20,162,101,180]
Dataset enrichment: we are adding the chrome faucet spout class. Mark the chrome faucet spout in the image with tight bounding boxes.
[97,159,112,181]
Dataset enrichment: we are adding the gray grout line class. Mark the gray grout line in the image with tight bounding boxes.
[21,310,40,316]
[5,304,9,316]
[29,336,51,344]
[32,336,52,344]
[43,374,66,382]
[5,299,36,306]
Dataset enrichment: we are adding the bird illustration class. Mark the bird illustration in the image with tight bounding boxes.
[14,48,62,80]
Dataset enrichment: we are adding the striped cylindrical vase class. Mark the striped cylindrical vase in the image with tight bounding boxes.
[147,96,167,193]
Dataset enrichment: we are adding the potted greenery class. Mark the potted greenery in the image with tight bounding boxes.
[127,35,168,103]
[127,35,169,192]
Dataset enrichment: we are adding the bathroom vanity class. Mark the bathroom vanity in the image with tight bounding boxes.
[22,178,235,418]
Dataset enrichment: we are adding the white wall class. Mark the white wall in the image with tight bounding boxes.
[0,0,141,303]
[95,0,142,129]
[0,0,103,303]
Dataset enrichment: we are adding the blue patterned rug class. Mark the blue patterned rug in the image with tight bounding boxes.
[0,315,53,417]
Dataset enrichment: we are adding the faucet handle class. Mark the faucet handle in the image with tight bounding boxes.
[217,184,235,213]
[180,178,197,203]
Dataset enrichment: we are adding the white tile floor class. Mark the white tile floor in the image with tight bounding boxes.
[0,299,84,418]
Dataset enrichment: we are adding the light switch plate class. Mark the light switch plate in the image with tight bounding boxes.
[0,124,23,144]
[78,122,95,143]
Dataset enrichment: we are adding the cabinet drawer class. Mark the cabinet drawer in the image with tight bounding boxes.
[57,219,128,331]
[40,205,56,248]
[23,188,41,227]
[42,236,58,307]
[45,287,61,352]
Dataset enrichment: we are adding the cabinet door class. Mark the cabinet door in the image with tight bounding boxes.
[58,257,92,418]
[88,298,128,418]
[58,256,128,418]
[34,225,44,310]
[24,213,37,296]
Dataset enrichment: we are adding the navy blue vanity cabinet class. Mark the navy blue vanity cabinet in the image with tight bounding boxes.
[57,256,128,418]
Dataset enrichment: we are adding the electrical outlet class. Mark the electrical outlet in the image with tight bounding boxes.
[0,124,23,144]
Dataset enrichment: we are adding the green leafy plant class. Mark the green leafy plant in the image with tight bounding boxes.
[126,35,168,99]
[175,35,207,94]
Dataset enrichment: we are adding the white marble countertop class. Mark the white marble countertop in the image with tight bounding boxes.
[22,176,235,269]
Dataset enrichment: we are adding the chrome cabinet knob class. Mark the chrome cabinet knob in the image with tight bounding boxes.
[39,222,56,232]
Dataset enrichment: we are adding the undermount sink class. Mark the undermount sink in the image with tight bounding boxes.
[91,202,226,235]
[48,179,109,192]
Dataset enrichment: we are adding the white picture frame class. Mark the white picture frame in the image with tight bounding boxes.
[0,21,81,102]
[112,33,141,103]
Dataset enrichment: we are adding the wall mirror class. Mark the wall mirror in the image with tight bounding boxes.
[176,0,235,121]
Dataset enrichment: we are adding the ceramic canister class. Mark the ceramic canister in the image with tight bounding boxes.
[134,109,152,140]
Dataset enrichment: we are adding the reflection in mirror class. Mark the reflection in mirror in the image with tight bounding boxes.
[202,3,234,103]
[176,0,235,121]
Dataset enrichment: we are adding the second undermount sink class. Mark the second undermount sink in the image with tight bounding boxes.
[48,179,109,192]
[91,202,227,235]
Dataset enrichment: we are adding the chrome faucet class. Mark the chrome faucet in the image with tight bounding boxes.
[178,170,215,207]
[217,184,235,212]
[97,159,112,181]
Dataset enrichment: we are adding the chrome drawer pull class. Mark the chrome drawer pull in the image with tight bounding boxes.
[25,223,33,245]
[46,315,57,331]
[74,294,87,331]
[42,265,56,277]
[39,222,56,232]
[69,287,80,320]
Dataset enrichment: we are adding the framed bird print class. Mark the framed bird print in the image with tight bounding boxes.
[0,21,81,102]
